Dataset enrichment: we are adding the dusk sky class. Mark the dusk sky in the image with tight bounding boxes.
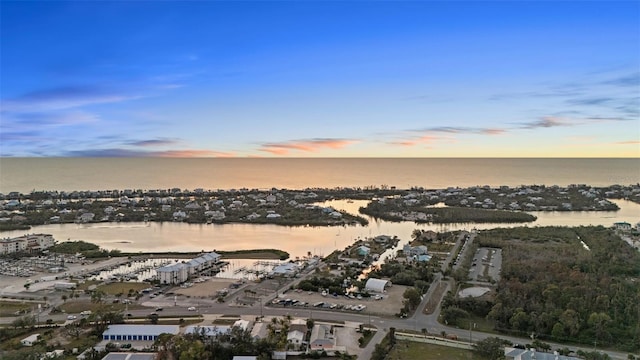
[1,1,639,158]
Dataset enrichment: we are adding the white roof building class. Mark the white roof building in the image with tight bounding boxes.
[365,278,390,293]
[102,325,179,342]
[157,262,188,285]
[21,333,40,346]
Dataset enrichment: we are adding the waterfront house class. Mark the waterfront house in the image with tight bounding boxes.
[1,234,55,255]
[356,245,370,256]
[614,222,632,231]
[157,263,188,284]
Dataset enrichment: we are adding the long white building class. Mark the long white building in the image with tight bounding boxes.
[156,251,221,284]
[0,234,55,255]
[102,324,179,342]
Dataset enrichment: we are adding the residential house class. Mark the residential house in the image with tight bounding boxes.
[356,245,370,256]
[614,222,632,231]
[309,325,335,351]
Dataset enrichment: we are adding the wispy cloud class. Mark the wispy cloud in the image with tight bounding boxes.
[613,140,640,145]
[259,138,358,155]
[2,85,142,112]
[7,110,99,127]
[601,72,640,87]
[566,97,614,106]
[62,148,236,158]
[385,126,505,148]
[519,116,574,129]
[388,135,442,147]
[127,138,180,147]
[411,126,507,135]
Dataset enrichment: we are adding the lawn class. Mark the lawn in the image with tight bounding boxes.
[386,341,482,360]
[97,282,150,295]
[0,301,39,317]
[457,315,497,335]
[59,300,129,313]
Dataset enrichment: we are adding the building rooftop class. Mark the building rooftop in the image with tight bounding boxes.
[103,325,179,337]
[101,353,158,360]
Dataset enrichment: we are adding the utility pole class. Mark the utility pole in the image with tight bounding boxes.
[469,322,476,344]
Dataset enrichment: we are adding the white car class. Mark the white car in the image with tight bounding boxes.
[67,315,77,320]
[187,306,196,311]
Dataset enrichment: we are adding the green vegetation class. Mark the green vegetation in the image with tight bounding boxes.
[474,337,508,360]
[424,207,537,223]
[0,301,36,317]
[50,240,121,258]
[387,341,481,360]
[0,224,31,232]
[477,226,640,352]
[370,259,437,287]
[358,328,375,348]
[58,300,127,314]
[96,282,150,295]
[361,201,537,223]
[217,249,289,260]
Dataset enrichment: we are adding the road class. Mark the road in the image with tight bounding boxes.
[2,230,635,360]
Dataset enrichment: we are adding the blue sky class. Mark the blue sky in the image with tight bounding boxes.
[1,1,638,157]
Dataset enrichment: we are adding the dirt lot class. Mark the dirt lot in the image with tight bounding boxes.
[174,278,239,298]
[267,284,408,316]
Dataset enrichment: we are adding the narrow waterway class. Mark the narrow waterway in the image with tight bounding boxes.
[1,199,638,258]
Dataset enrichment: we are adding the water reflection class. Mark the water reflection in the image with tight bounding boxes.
[1,199,637,259]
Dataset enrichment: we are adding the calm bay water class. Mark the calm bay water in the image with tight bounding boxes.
[1,199,638,258]
[0,158,638,193]
[1,158,638,258]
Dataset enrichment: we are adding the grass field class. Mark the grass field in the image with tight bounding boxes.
[97,282,150,295]
[386,341,482,360]
[58,300,145,313]
[0,300,39,317]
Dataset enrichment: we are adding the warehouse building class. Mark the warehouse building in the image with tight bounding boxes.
[102,325,179,342]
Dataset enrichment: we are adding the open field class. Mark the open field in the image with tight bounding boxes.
[97,282,150,295]
[386,341,481,360]
[174,278,238,298]
[58,300,143,314]
[0,300,37,317]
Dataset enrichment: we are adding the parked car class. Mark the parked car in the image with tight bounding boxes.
[188,306,196,311]
[67,315,77,320]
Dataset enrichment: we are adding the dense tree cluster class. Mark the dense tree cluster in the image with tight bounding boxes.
[369,259,436,287]
[360,201,536,224]
[477,226,640,351]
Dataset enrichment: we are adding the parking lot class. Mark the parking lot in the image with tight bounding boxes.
[469,247,502,283]
[266,284,408,316]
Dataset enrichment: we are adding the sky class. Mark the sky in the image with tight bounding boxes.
[1,1,639,158]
